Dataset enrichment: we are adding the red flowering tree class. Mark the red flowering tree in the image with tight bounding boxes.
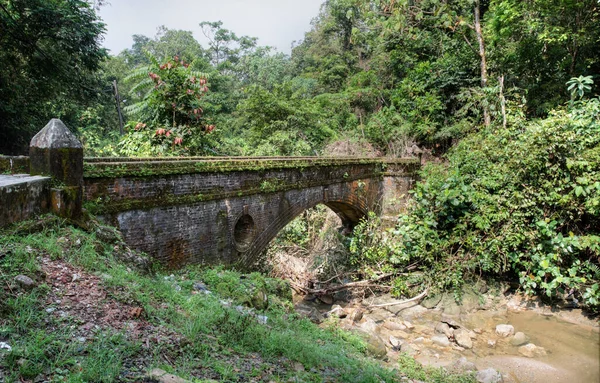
[121,55,215,155]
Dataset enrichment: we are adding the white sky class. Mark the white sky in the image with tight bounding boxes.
[97,0,324,55]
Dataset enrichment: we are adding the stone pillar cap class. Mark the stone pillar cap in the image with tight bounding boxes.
[30,119,82,149]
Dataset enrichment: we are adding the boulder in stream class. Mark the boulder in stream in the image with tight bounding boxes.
[431,334,451,347]
[435,322,454,338]
[518,343,547,358]
[495,324,515,337]
[454,329,473,349]
[510,331,529,346]
[476,368,504,383]
[452,357,478,372]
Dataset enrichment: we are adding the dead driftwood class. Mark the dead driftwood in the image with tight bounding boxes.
[290,273,394,295]
[366,289,429,309]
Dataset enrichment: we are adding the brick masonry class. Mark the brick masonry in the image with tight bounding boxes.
[83,157,419,268]
[0,174,51,227]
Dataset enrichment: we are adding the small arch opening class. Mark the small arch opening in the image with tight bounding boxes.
[234,214,257,251]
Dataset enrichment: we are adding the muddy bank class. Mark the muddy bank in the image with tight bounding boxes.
[294,290,600,383]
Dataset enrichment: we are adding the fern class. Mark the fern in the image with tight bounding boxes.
[585,260,600,279]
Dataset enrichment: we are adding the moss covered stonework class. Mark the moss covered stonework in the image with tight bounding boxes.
[29,119,83,220]
[82,156,419,268]
[0,156,30,174]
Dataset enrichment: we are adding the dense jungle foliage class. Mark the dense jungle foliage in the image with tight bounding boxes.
[350,98,600,310]
[0,0,599,310]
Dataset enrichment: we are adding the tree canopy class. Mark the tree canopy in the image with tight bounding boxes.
[0,0,106,154]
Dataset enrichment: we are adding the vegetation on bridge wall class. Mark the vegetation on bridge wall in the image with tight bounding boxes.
[0,156,30,174]
[82,157,418,178]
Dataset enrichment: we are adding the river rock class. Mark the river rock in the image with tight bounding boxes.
[296,304,323,323]
[360,318,380,334]
[401,343,417,356]
[452,357,478,372]
[476,368,503,383]
[148,368,190,383]
[357,331,387,360]
[435,322,454,338]
[389,335,403,351]
[440,315,462,329]
[431,334,451,347]
[393,329,411,339]
[317,294,334,305]
[403,320,415,329]
[518,343,547,358]
[348,307,364,322]
[413,324,433,335]
[14,275,35,289]
[495,324,514,337]
[327,305,347,318]
[454,329,473,349]
[421,294,442,309]
[367,337,388,359]
[439,294,462,316]
[461,288,483,313]
[510,332,529,346]
[382,318,406,331]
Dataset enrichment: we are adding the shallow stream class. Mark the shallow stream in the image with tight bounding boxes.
[295,293,600,383]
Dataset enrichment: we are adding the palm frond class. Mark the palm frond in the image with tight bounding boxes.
[124,66,152,83]
[190,71,210,80]
[129,77,154,95]
[123,102,148,118]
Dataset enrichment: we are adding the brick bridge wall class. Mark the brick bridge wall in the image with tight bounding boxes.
[83,157,419,268]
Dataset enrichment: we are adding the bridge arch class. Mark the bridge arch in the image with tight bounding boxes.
[237,192,370,268]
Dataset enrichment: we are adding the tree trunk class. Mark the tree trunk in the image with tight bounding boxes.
[499,75,506,129]
[474,0,490,127]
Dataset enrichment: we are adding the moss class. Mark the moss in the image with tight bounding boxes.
[0,155,30,174]
[83,157,419,179]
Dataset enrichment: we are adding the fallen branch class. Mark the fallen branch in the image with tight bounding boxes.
[291,273,394,295]
[366,289,429,309]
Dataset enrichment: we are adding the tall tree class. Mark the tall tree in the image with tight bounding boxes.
[0,0,106,154]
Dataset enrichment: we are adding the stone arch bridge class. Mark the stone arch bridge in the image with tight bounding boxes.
[1,119,420,268]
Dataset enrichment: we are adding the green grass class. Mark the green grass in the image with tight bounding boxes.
[0,215,475,382]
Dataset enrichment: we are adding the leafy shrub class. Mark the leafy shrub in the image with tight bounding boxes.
[388,98,600,311]
[120,55,214,156]
[348,212,392,277]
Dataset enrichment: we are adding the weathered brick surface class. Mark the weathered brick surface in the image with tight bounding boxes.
[0,175,51,227]
[83,158,419,268]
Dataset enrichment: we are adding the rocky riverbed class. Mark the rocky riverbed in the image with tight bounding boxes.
[294,289,600,383]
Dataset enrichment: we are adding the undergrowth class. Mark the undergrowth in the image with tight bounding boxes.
[349,98,600,313]
[0,215,467,382]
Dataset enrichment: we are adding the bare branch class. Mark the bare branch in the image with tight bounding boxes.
[366,289,428,309]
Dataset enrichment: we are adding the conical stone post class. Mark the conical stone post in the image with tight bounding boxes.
[29,119,83,220]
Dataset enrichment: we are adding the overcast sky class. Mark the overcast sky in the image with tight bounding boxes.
[97,0,324,55]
